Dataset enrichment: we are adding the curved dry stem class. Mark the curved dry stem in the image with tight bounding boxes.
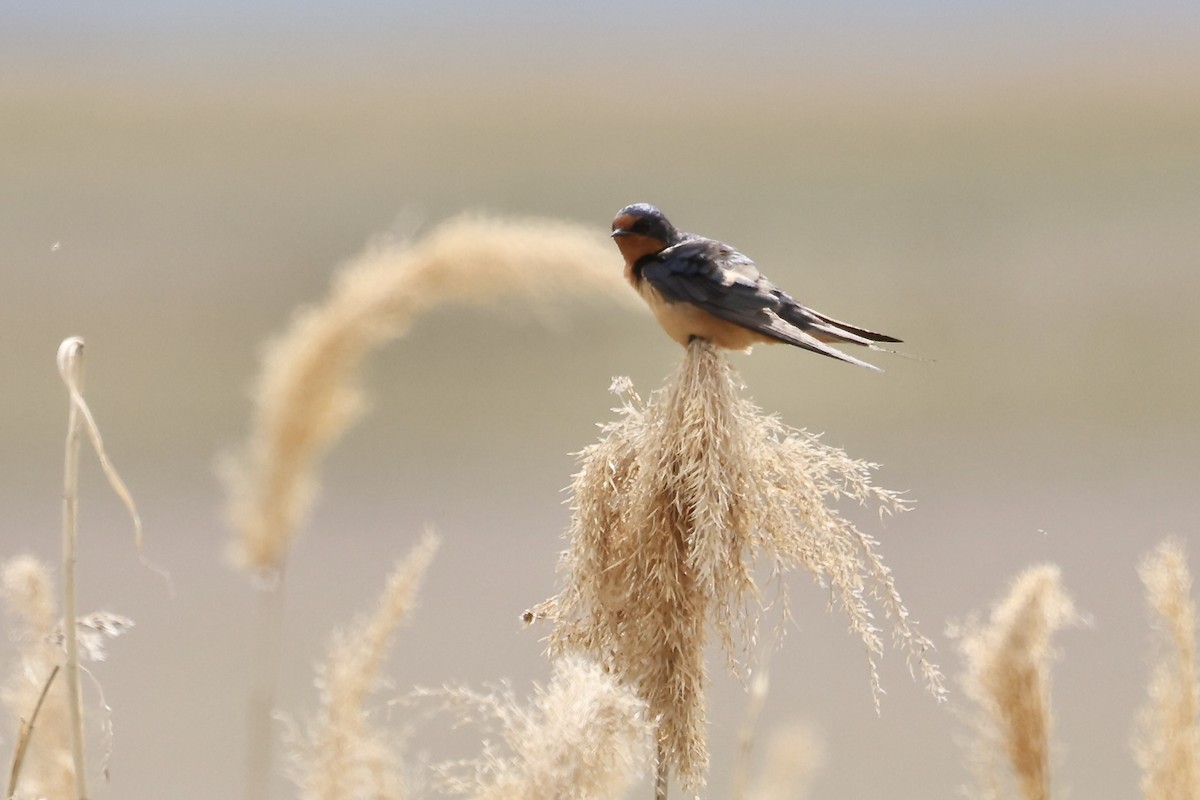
[55,338,167,591]
[2,556,72,800]
[6,665,60,800]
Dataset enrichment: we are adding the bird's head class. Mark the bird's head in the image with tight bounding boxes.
[610,203,678,262]
[611,203,678,243]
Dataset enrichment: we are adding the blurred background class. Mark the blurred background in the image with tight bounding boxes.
[3,1,1199,797]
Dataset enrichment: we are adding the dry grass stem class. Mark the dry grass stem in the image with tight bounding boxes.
[530,341,944,790]
[428,656,652,800]
[56,337,89,800]
[50,337,150,799]
[227,216,626,799]
[1135,538,1200,799]
[224,214,630,576]
[6,665,60,800]
[958,565,1078,800]
[55,338,153,572]
[2,556,72,800]
[292,533,439,800]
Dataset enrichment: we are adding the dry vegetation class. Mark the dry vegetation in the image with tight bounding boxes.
[5,339,145,800]
[3,220,1199,800]
[222,214,632,577]
[956,566,1079,800]
[291,533,440,800]
[527,341,944,792]
[425,656,653,800]
[2,556,72,800]
[1135,539,1200,798]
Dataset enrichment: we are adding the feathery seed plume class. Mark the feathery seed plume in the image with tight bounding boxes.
[958,565,1078,800]
[225,215,630,576]
[2,556,73,800]
[1134,538,1200,799]
[291,532,439,800]
[450,656,653,800]
[531,340,944,791]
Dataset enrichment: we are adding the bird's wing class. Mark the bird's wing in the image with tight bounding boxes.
[641,239,769,309]
[640,239,882,370]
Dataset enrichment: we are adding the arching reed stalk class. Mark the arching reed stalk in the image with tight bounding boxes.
[224,215,629,578]
[223,214,631,799]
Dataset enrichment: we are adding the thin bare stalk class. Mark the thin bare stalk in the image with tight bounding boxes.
[6,665,61,800]
[732,671,770,800]
[245,576,287,800]
[654,745,668,800]
[57,336,88,800]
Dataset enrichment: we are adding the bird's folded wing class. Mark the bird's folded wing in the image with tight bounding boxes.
[641,241,881,370]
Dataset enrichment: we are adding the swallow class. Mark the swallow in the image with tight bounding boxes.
[610,203,901,370]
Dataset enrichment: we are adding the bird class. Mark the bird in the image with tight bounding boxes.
[610,203,902,371]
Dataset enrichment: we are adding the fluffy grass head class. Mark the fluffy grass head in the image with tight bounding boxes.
[1134,538,1200,798]
[429,656,653,800]
[2,556,72,800]
[290,533,439,800]
[958,565,1078,800]
[530,340,944,790]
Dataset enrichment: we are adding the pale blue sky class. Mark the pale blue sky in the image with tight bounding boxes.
[4,1,1198,83]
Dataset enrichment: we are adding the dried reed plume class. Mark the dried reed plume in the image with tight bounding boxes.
[431,656,653,800]
[1134,538,1200,798]
[958,565,1078,800]
[2,556,71,800]
[224,215,630,576]
[530,340,945,792]
[291,533,439,800]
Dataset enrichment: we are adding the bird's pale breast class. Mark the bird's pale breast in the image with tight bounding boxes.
[637,280,774,351]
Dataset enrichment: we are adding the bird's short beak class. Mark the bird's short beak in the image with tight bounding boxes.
[610,228,632,238]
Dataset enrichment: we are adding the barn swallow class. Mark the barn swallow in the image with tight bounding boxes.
[610,203,901,370]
